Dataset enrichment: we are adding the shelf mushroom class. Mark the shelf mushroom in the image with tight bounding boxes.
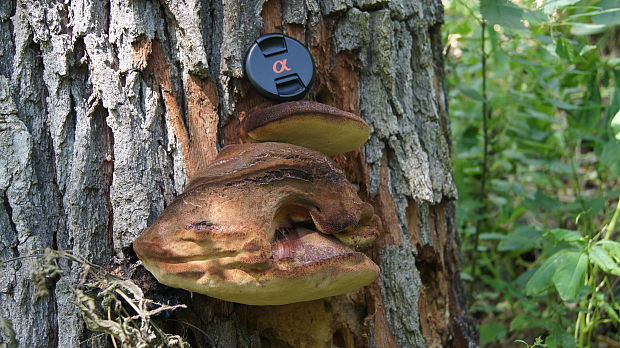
[240,101,370,156]
[133,142,380,305]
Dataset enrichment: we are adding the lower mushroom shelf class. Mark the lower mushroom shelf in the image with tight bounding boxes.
[133,142,380,305]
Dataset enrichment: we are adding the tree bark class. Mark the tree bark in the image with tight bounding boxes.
[0,0,477,347]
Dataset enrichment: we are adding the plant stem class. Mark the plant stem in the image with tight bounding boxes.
[575,309,584,342]
[471,19,490,295]
[604,197,620,240]
[568,145,589,229]
[577,197,620,346]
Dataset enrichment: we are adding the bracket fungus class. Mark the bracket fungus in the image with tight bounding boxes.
[240,101,370,156]
[134,142,380,305]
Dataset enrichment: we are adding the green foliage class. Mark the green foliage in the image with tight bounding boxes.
[445,0,620,346]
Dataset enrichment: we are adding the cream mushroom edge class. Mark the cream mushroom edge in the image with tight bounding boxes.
[133,101,381,305]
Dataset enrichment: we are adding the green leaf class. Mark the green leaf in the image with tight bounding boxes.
[546,328,576,348]
[460,271,473,282]
[510,314,530,331]
[549,99,580,110]
[600,141,620,167]
[590,245,620,275]
[499,227,542,251]
[525,252,564,295]
[602,301,620,322]
[555,38,579,63]
[480,0,525,29]
[480,322,507,346]
[611,109,620,140]
[609,57,620,67]
[526,191,560,211]
[552,251,588,301]
[592,0,620,26]
[597,240,620,260]
[456,84,484,101]
[541,0,581,14]
[480,232,505,240]
[579,45,597,57]
[510,314,549,331]
[570,23,609,35]
[546,228,583,242]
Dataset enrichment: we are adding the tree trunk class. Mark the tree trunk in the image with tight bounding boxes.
[0,0,477,347]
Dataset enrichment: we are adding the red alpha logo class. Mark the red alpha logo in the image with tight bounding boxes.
[272,59,292,74]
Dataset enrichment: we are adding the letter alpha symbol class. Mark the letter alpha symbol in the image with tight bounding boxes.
[272,59,292,74]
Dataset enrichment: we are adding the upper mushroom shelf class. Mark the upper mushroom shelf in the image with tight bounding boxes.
[240,101,370,156]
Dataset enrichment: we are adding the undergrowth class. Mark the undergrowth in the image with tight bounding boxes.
[444,0,620,347]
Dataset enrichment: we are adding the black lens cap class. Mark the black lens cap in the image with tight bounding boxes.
[244,33,315,102]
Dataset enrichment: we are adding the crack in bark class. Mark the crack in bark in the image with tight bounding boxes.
[1,193,17,250]
[102,105,115,256]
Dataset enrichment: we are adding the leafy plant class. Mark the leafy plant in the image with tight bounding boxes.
[445,0,620,346]
[516,336,548,348]
[524,201,620,346]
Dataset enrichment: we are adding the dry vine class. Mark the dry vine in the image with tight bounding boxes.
[4,249,190,348]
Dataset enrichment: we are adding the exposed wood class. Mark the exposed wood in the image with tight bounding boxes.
[0,0,477,347]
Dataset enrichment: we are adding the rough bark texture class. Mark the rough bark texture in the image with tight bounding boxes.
[0,0,477,347]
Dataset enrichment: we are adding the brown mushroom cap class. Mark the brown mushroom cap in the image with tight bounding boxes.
[133,142,379,305]
[240,101,370,156]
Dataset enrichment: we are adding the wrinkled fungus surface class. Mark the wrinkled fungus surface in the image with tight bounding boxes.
[134,142,380,305]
